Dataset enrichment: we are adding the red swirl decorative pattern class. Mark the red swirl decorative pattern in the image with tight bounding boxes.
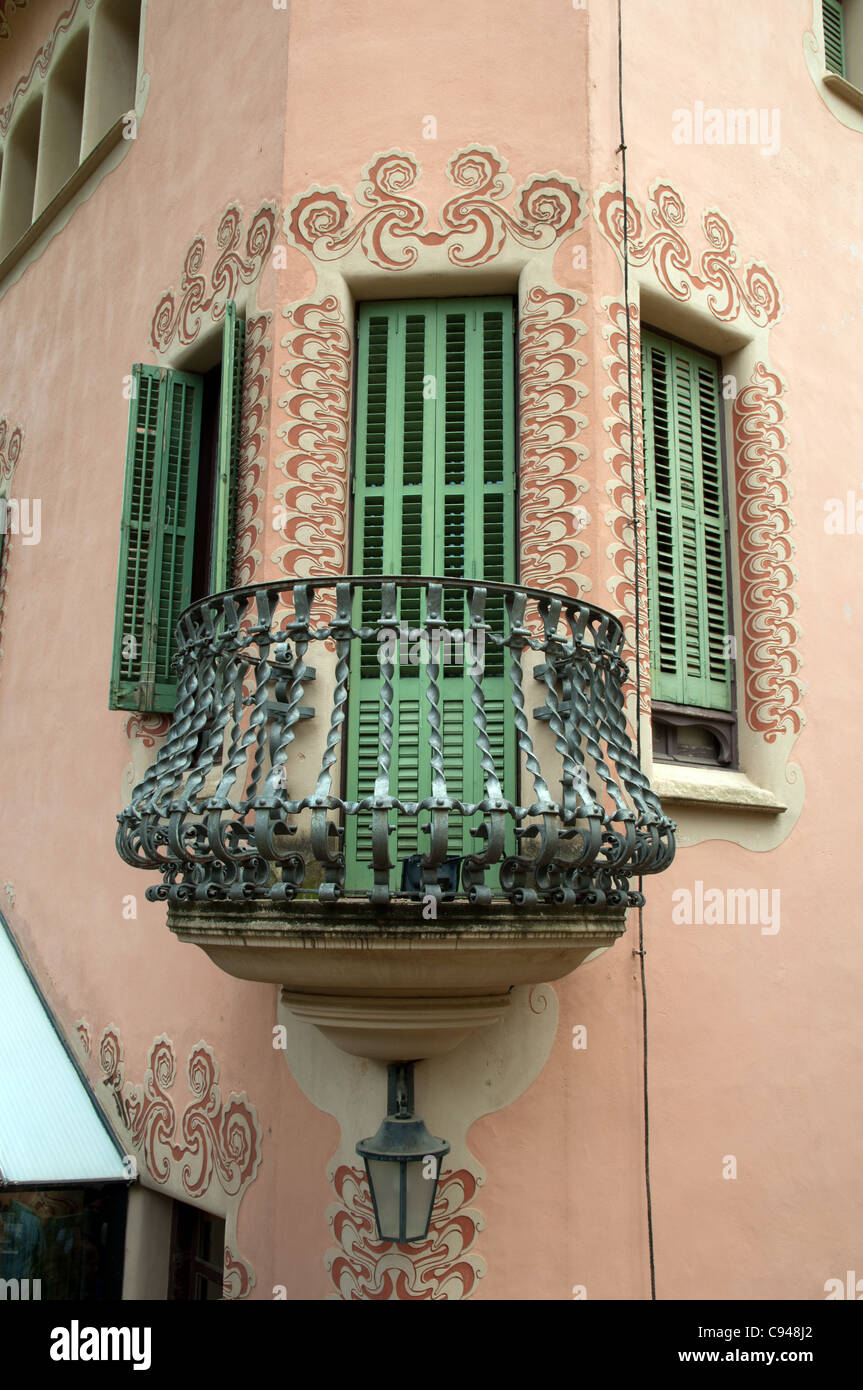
[234,313,271,588]
[99,1030,262,1199]
[287,148,583,271]
[223,1247,256,1300]
[150,205,277,352]
[518,286,589,599]
[0,0,95,133]
[274,297,351,589]
[595,182,782,327]
[0,417,21,490]
[602,300,651,714]
[123,713,172,747]
[327,1165,484,1300]
[732,364,803,741]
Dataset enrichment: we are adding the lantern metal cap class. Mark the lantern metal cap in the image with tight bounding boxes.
[357,1115,450,1164]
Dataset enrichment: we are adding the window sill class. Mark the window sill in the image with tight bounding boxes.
[651,763,787,814]
[0,113,128,287]
[823,70,863,114]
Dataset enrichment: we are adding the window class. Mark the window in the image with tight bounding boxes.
[0,1185,127,1300]
[109,304,245,713]
[167,1202,224,1301]
[824,0,846,73]
[33,28,88,218]
[641,329,736,769]
[0,96,42,260]
[822,0,863,90]
[0,0,142,274]
[344,297,517,893]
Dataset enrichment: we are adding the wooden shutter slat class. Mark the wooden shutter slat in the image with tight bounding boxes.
[345,298,516,892]
[109,365,203,712]
[643,332,732,712]
[823,0,845,74]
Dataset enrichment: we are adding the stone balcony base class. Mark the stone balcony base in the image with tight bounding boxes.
[168,901,627,1060]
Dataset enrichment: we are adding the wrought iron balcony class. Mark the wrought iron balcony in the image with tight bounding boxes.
[116,576,675,911]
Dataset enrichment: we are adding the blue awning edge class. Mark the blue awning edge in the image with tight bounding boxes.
[0,912,130,1187]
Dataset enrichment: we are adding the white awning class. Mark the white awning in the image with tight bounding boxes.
[0,915,128,1186]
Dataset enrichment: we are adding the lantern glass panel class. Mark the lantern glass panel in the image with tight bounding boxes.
[405,1158,437,1238]
[367,1158,402,1239]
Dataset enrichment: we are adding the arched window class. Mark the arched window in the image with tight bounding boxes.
[0,96,42,259]
[82,0,142,156]
[34,28,89,217]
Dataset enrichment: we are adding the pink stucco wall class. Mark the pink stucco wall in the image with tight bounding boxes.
[0,0,859,1300]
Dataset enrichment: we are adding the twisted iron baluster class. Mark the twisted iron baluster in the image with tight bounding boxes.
[118,576,675,905]
[211,594,255,805]
[459,586,507,905]
[425,583,446,800]
[591,612,674,877]
[311,581,352,803]
[506,589,553,812]
[245,589,277,802]
[467,585,502,803]
[366,581,397,902]
[179,618,238,809]
[305,582,349,900]
[418,583,450,895]
[536,598,577,815]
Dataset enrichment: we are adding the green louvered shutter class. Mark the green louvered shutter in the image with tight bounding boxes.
[823,0,845,74]
[210,302,246,593]
[642,332,731,712]
[110,365,204,712]
[345,299,516,892]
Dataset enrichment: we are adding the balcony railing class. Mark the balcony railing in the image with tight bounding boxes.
[116,576,675,909]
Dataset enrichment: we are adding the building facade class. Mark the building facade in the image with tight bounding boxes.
[0,0,860,1300]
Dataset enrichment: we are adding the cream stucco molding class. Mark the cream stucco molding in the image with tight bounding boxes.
[278,145,592,598]
[0,0,151,300]
[278,981,559,1300]
[75,1022,262,1299]
[594,180,804,852]
[149,202,278,359]
[804,2,863,132]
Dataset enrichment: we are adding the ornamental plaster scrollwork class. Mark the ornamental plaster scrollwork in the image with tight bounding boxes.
[596,180,804,844]
[732,363,803,742]
[121,714,172,808]
[89,1026,262,1300]
[274,296,351,589]
[518,285,590,599]
[327,1166,484,1301]
[0,417,21,494]
[277,982,559,1301]
[149,203,278,353]
[278,147,591,600]
[0,0,95,134]
[234,312,272,588]
[600,300,651,715]
[146,214,273,584]
[595,181,782,327]
[286,148,584,272]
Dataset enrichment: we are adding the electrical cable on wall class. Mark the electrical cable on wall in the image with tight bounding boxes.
[616,0,657,1302]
